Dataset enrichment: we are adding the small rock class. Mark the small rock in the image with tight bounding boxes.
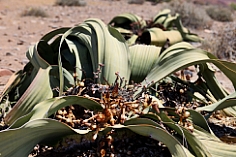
[204,29,217,34]
[21,59,29,65]
[0,69,13,77]
[60,12,66,16]
[31,20,37,23]
[30,42,36,45]
[0,26,6,30]
[70,19,76,23]
[48,24,58,29]
[186,66,196,72]
[17,40,24,45]
[5,52,13,56]
[13,47,20,51]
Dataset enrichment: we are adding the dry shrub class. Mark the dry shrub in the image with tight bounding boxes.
[202,22,236,61]
[55,0,87,6]
[166,0,212,29]
[21,7,48,17]
[206,6,233,22]
[229,2,236,11]
[128,0,145,4]
[146,0,172,4]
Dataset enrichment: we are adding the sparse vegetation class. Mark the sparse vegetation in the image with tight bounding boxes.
[3,1,236,156]
[203,23,236,61]
[109,10,201,47]
[128,0,145,4]
[21,7,48,17]
[206,6,233,22]
[55,0,86,6]
[2,10,236,156]
[146,0,172,4]
[230,2,236,11]
[167,0,212,29]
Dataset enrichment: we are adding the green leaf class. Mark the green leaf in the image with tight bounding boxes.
[199,63,228,100]
[57,18,131,93]
[10,96,103,129]
[162,14,179,29]
[153,10,201,41]
[196,60,236,116]
[26,42,51,70]
[102,123,193,157]
[174,15,202,42]
[40,27,70,43]
[0,119,76,157]
[134,42,236,98]
[158,111,212,157]
[85,19,131,84]
[187,109,212,133]
[196,92,236,113]
[123,117,194,156]
[140,28,183,46]
[109,13,146,29]
[126,125,194,157]
[153,9,172,26]
[124,117,163,128]
[50,65,74,91]
[0,70,24,100]
[193,125,236,157]
[126,34,138,46]
[159,110,236,157]
[4,67,53,125]
[129,44,161,82]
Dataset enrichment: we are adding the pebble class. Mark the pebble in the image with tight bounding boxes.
[17,40,24,45]
[5,52,13,56]
[0,26,6,30]
[48,24,58,29]
[21,59,29,65]
[14,47,20,51]
[30,20,37,23]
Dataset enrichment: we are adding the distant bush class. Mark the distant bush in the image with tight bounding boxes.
[146,0,172,4]
[55,0,86,6]
[128,0,145,4]
[206,6,233,22]
[128,0,172,4]
[21,7,48,17]
[229,2,236,11]
[202,23,236,61]
[167,0,212,29]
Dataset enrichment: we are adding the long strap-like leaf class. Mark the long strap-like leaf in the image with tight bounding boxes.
[4,67,53,125]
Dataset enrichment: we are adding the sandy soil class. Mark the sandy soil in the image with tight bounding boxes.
[0,0,235,93]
